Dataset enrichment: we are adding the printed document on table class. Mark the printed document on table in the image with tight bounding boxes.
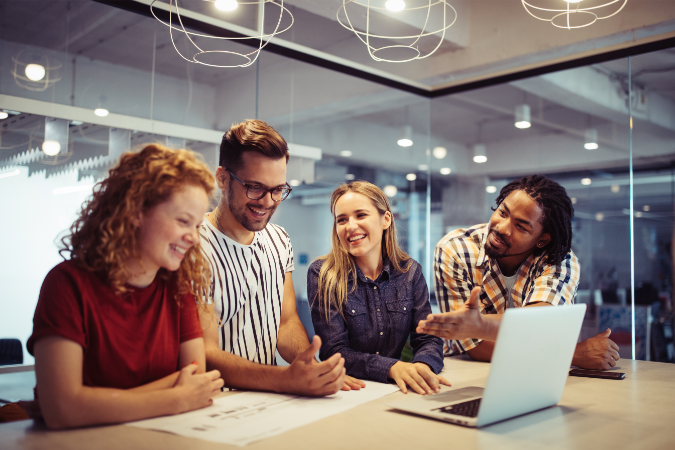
[127,381,400,446]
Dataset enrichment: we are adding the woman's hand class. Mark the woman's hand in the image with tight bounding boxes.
[173,362,224,413]
[341,375,366,391]
[387,361,451,395]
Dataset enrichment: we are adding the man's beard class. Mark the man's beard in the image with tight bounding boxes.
[484,229,512,259]
[227,187,278,232]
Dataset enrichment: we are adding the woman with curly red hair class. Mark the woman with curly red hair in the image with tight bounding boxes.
[27,143,224,429]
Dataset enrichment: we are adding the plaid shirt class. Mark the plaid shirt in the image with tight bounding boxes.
[433,223,580,354]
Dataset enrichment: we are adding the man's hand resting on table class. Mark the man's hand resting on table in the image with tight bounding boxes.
[416,287,497,341]
[388,361,451,395]
[281,336,347,397]
[572,328,620,370]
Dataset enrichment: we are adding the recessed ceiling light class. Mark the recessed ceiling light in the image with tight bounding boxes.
[385,0,405,12]
[25,63,46,81]
[418,164,429,171]
[289,179,301,187]
[643,205,650,212]
[635,211,643,218]
[406,173,416,181]
[94,108,109,117]
[611,184,620,193]
[215,0,238,12]
[0,112,8,120]
[486,186,497,194]
[345,174,355,180]
[440,167,451,175]
[340,150,352,157]
[432,146,447,159]
[571,197,577,204]
[42,140,61,156]
[595,212,604,222]
[383,185,398,197]
[581,178,592,186]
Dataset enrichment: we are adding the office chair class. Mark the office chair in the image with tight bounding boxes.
[0,339,23,366]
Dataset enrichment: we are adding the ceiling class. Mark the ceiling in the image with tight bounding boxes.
[1,0,674,183]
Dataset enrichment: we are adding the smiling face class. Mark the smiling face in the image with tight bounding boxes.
[221,151,287,232]
[485,190,551,263]
[334,192,391,264]
[136,184,210,276]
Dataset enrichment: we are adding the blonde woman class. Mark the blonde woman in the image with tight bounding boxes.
[308,181,449,395]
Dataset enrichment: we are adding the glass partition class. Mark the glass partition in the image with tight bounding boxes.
[1,0,674,367]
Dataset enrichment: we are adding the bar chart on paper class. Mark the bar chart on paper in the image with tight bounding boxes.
[127,382,400,446]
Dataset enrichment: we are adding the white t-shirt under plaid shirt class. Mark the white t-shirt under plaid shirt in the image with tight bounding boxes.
[200,219,294,365]
[433,223,580,354]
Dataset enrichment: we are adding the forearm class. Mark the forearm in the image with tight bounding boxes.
[473,315,502,341]
[466,340,494,362]
[204,346,287,392]
[410,334,445,374]
[43,385,182,429]
[276,316,311,363]
[317,336,395,383]
[129,371,180,392]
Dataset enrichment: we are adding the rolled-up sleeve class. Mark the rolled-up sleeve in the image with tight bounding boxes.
[433,240,483,353]
[523,252,580,306]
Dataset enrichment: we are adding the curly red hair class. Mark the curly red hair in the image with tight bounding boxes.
[60,143,215,304]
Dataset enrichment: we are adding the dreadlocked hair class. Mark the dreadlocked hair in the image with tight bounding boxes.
[493,174,574,266]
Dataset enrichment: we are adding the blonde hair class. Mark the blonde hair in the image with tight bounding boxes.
[60,143,215,305]
[314,181,411,322]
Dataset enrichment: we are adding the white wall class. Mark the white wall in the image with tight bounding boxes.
[0,166,97,364]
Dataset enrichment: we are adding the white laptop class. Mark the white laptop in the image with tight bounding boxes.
[388,303,586,428]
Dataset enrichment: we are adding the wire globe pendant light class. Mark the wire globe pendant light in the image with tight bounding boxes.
[521,0,628,29]
[337,0,458,63]
[150,0,293,68]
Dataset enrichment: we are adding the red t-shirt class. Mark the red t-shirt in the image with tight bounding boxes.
[27,261,203,389]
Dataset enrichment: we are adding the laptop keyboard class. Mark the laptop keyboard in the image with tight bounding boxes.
[433,398,482,417]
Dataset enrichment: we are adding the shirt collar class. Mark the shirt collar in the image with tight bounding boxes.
[354,257,392,284]
[477,223,490,267]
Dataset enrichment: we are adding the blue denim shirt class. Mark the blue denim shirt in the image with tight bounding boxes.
[308,258,444,383]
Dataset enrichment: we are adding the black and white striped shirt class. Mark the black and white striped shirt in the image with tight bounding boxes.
[200,219,295,366]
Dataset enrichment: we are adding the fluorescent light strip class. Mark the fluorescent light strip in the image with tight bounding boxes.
[0,169,21,179]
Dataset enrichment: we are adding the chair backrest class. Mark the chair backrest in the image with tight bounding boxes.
[0,339,23,366]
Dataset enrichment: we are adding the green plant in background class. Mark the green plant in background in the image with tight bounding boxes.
[400,337,413,362]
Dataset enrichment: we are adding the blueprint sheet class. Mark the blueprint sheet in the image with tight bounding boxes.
[127,382,400,446]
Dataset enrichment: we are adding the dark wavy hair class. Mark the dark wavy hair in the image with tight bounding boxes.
[59,144,215,303]
[493,174,574,266]
[219,119,289,172]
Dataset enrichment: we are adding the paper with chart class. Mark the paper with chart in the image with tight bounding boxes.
[127,381,400,446]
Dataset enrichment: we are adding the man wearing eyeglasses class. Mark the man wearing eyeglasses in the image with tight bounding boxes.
[199,119,354,397]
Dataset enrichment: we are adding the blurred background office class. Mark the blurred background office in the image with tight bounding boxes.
[0,0,674,370]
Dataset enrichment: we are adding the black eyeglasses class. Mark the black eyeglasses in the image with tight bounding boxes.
[226,169,292,202]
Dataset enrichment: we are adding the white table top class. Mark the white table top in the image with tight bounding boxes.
[1,356,674,450]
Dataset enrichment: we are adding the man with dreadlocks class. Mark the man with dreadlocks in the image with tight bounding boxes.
[417,174,620,370]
